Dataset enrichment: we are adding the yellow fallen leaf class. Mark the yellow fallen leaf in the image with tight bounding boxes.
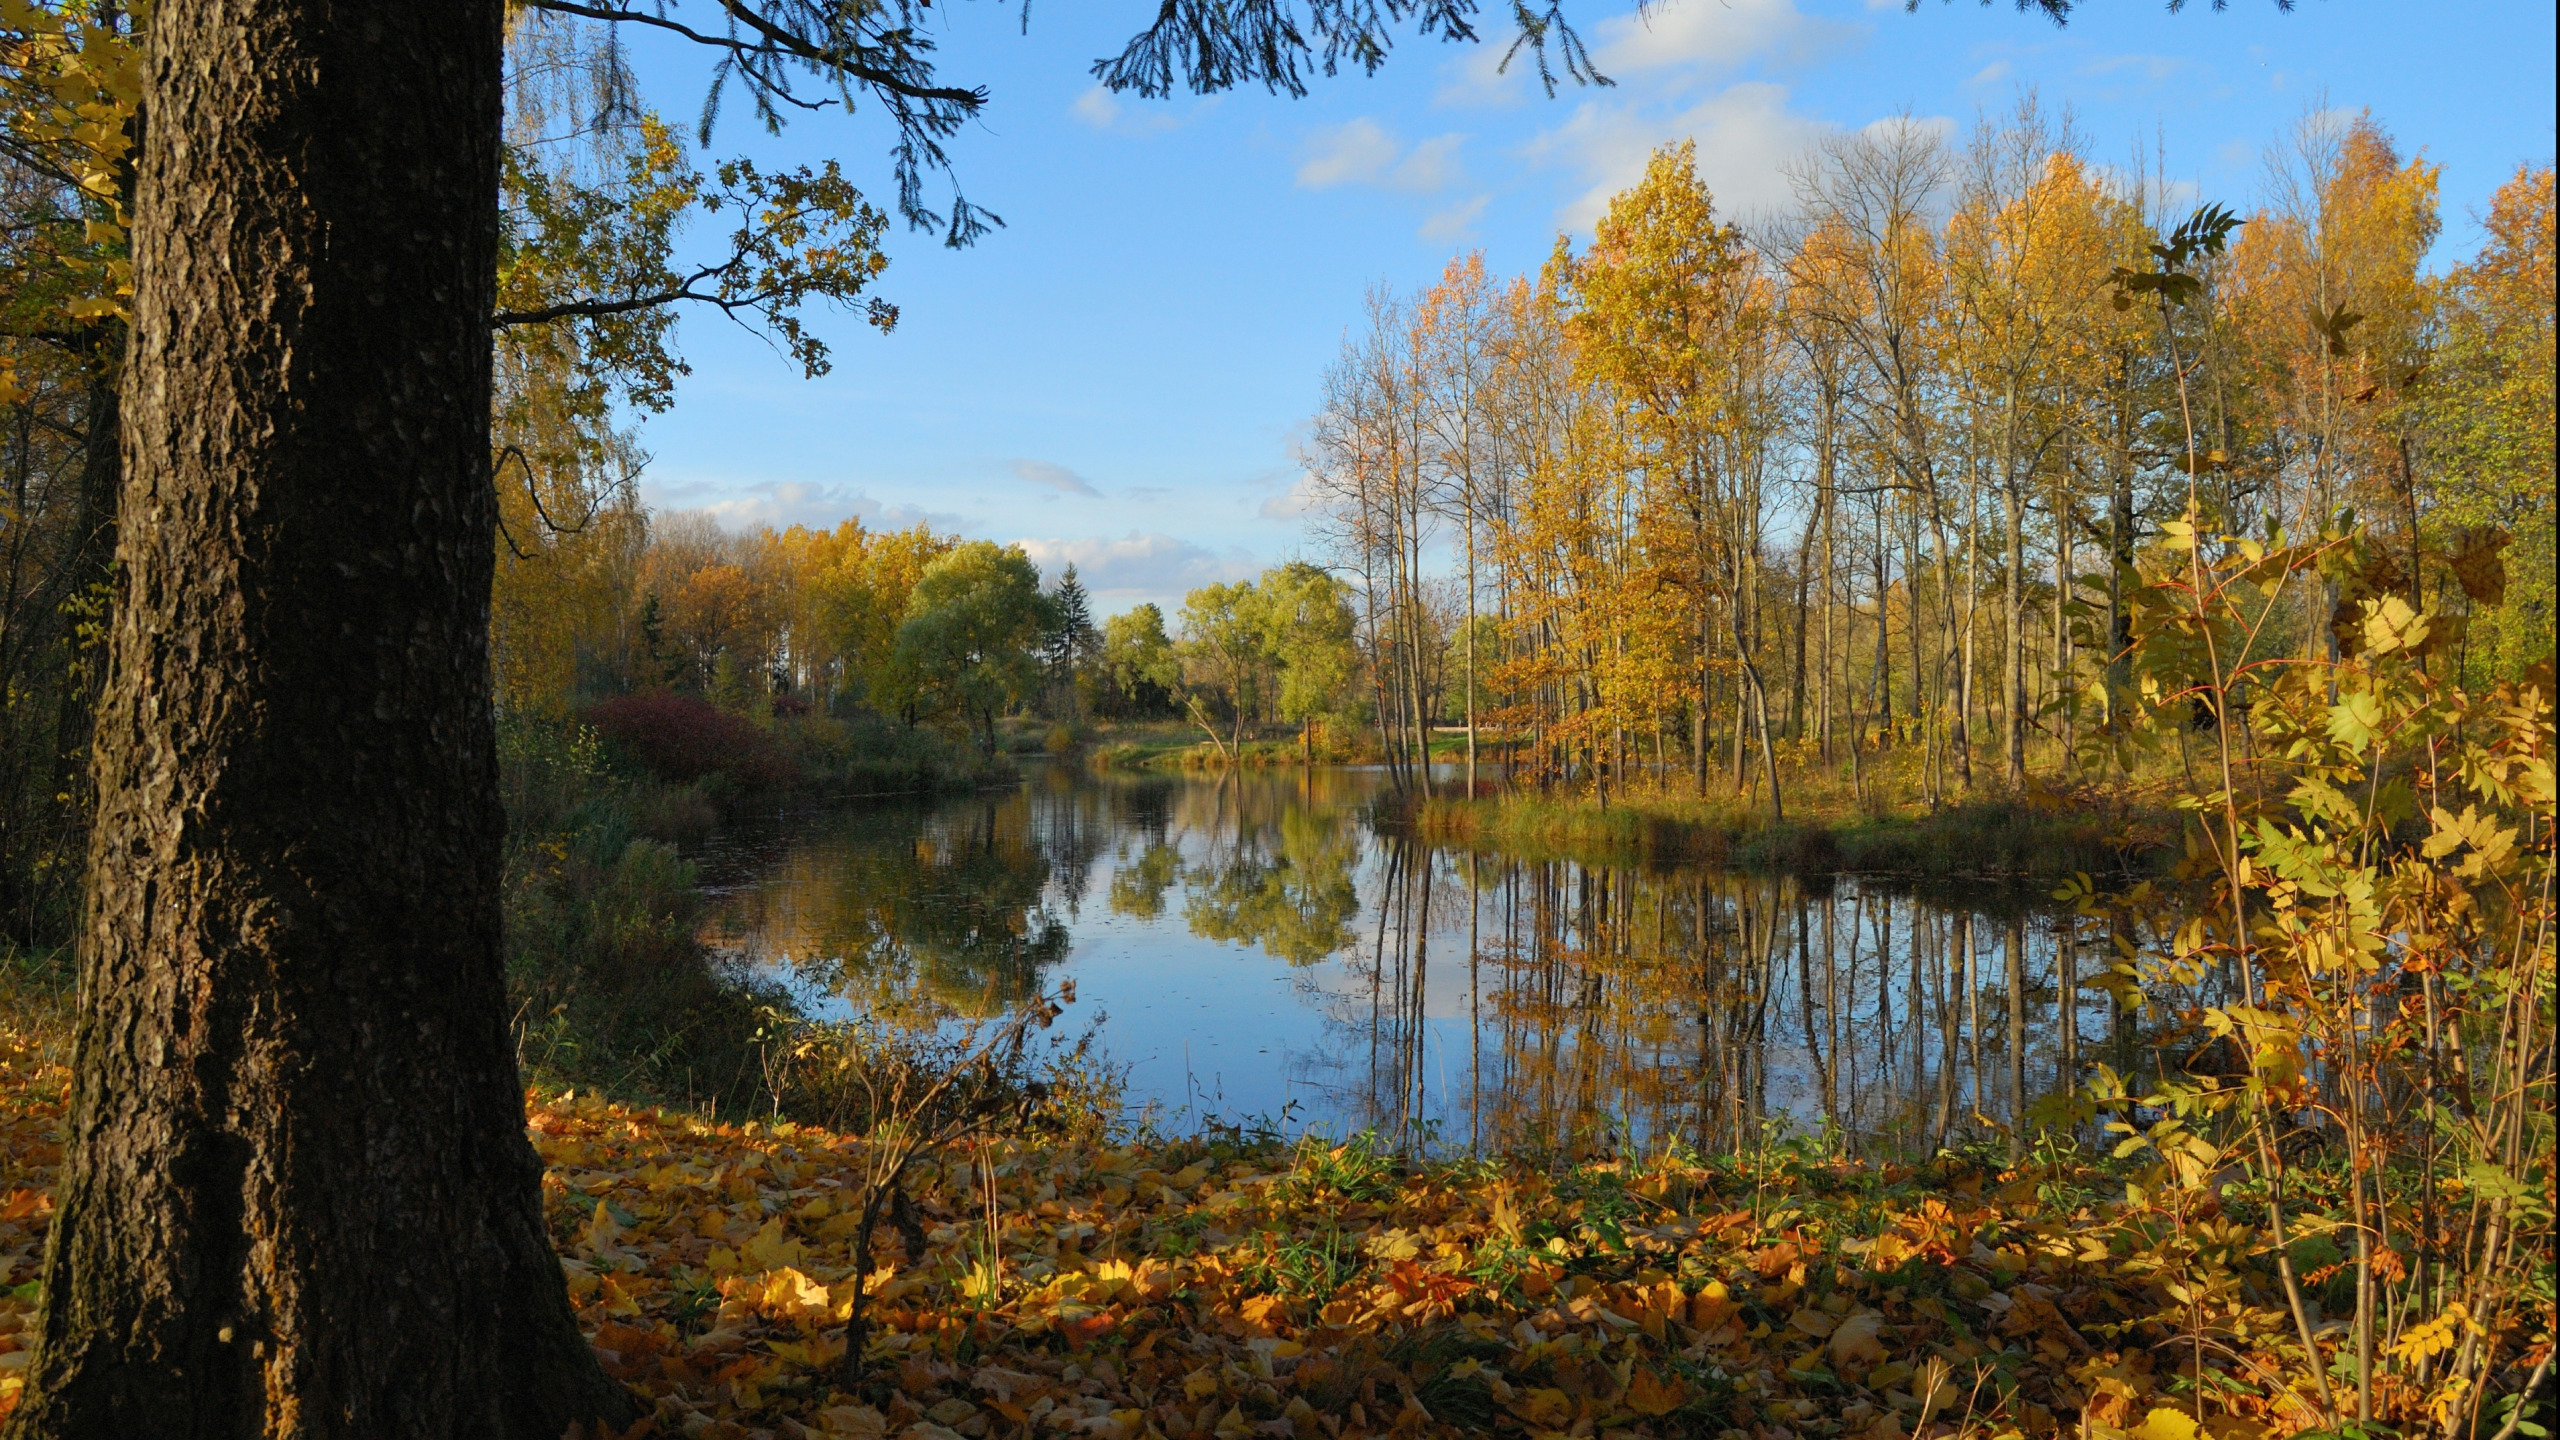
[1361,1228,1421,1261]
[1789,1307,1838,1338]
[580,1200,623,1257]
[757,1265,832,1319]
[2134,1409,2201,1440]
[1086,1256,1135,1302]
[743,1217,804,1271]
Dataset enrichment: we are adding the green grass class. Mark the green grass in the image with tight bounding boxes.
[1394,772,2173,881]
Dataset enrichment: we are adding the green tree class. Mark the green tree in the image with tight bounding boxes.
[2423,164,2555,686]
[1257,561,1361,759]
[1177,579,1267,762]
[1099,602,1181,719]
[894,541,1054,756]
[1043,563,1103,719]
[1182,808,1360,964]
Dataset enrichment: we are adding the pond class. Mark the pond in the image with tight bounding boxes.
[694,762,2141,1159]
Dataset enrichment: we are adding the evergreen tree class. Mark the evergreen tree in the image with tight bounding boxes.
[1043,564,1103,719]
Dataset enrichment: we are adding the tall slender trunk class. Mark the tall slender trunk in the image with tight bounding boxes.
[12,3,634,1434]
[1817,449,1837,762]
[2006,914,2026,1163]
[1462,491,1478,796]
[1873,507,1893,732]
[1949,479,1977,791]
[1789,491,1823,744]
[2104,351,2138,742]
[2052,473,2076,767]
[2003,471,2027,787]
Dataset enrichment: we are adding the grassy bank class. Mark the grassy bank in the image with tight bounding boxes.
[1082,723,1488,773]
[1394,777,2174,883]
[497,705,1023,1114]
[0,1019,2526,1438]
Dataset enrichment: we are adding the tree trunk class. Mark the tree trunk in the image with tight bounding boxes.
[10,4,636,1435]
[40,352,124,842]
[2003,477,2026,788]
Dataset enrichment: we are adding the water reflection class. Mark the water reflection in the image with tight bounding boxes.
[703,793,1067,1011]
[700,765,2141,1157]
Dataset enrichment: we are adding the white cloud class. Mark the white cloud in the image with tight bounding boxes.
[1969,60,2012,86]
[1256,474,1327,521]
[1014,533,1249,598]
[641,480,954,534]
[1072,86,1121,127]
[1530,81,1835,230]
[1009,459,1102,498]
[1435,42,1530,109]
[2081,52,2184,84]
[1298,119,1401,188]
[1856,111,1955,148]
[1069,84,1199,134]
[1420,193,1493,241]
[1398,134,1466,192]
[1296,119,1467,193]
[1591,0,1861,75]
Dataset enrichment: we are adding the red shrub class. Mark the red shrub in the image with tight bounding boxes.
[584,690,796,789]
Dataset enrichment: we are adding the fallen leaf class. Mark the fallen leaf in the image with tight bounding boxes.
[1624,1367,1686,1417]
[1829,1310,1888,1369]
[2134,1409,2201,1440]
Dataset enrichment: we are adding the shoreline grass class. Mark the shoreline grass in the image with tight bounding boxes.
[1386,781,2176,883]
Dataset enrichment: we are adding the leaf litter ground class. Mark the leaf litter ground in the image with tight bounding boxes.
[0,1032,2333,1440]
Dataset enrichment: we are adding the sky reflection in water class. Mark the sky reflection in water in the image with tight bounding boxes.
[696,764,2134,1158]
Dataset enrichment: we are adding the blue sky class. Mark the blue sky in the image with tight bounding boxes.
[616,0,2556,617]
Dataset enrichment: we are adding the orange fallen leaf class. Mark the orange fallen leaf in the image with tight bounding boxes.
[1624,1366,1686,1417]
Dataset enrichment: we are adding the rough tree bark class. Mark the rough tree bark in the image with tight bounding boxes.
[8,2,636,1435]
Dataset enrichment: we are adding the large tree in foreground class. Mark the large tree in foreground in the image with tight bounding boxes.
[5,1,632,1432]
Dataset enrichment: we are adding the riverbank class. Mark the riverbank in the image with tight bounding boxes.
[1390,780,2176,882]
[0,1018,2504,1438]
[498,704,1021,1115]
[1083,726,1487,773]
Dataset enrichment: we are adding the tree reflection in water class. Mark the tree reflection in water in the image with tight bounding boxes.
[707,767,2158,1157]
[707,794,1066,1014]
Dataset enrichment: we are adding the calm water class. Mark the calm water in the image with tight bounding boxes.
[695,764,2141,1158]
